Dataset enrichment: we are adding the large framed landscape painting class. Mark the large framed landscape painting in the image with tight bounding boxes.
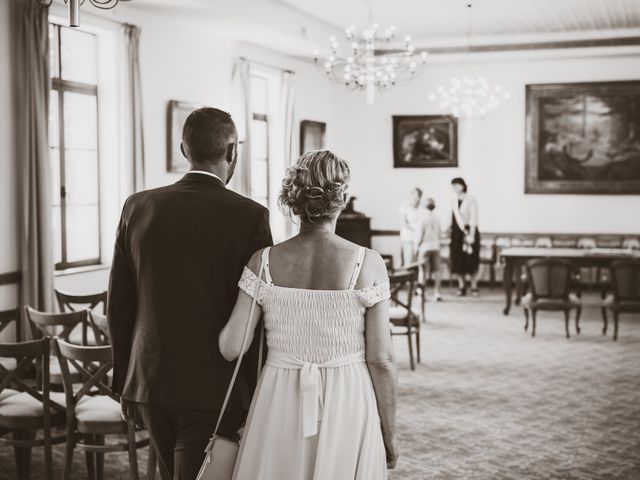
[525,81,640,194]
[393,115,458,168]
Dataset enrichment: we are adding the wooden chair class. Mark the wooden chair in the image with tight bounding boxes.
[602,259,640,341]
[389,270,420,370]
[0,338,66,480]
[25,308,87,385]
[55,339,153,480]
[405,265,427,324]
[0,309,22,373]
[380,254,394,272]
[521,259,581,338]
[622,238,640,251]
[534,236,552,248]
[88,312,110,346]
[55,290,107,346]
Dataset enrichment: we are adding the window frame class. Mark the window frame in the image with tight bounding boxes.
[50,22,102,271]
[249,72,271,207]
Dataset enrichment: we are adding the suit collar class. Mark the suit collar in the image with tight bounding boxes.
[178,171,226,188]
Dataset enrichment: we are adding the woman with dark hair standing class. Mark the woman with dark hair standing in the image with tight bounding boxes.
[450,177,481,296]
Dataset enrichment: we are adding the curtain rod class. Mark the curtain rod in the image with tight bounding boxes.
[238,56,296,75]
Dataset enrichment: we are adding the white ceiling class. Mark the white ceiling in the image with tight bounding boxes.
[278,0,640,39]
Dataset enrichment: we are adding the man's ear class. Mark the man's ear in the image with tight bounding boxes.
[180,142,188,159]
[226,141,237,165]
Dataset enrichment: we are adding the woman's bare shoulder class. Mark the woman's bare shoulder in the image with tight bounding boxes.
[356,248,388,289]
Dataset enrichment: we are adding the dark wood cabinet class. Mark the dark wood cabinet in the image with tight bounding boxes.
[336,214,372,248]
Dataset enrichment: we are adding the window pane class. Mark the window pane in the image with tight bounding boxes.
[250,160,268,199]
[250,119,267,160]
[49,25,59,79]
[65,150,99,205]
[49,92,59,148]
[60,27,97,84]
[250,75,268,114]
[52,205,62,265]
[66,205,100,262]
[50,148,61,206]
[63,92,97,150]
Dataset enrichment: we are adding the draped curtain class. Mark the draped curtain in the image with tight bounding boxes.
[123,24,146,193]
[12,0,54,319]
[279,71,296,237]
[231,57,252,196]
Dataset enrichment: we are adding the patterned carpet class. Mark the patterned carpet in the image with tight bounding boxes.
[1,291,639,479]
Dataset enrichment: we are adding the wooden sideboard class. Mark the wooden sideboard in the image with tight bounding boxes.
[337,214,372,248]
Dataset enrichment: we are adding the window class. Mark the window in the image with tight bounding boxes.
[249,74,270,208]
[49,23,101,270]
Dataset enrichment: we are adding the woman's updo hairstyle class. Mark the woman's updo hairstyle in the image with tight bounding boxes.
[279,150,350,223]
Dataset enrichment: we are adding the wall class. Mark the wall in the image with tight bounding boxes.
[327,51,640,253]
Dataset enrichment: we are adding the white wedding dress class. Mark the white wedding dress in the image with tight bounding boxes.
[232,246,391,480]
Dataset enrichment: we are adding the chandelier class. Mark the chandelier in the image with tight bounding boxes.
[428,76,511,118]
[40,0,132,27]
[313,24,428,104]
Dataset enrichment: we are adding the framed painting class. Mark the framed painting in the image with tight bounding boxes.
[525,81,640,194]
[300,120,326,155]
[392,115,458,168]
[167,100,201,173]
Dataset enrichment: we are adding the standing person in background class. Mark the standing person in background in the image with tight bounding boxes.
[398,187,423,265]
[449,177,481,296]
[417,198,442,301]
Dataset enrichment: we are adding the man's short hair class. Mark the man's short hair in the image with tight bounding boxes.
[182,107,237,164]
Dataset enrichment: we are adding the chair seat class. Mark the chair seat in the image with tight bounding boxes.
[0,389,66,428]
[390,306,416,321]
[0,357,17,371]
[603,295,640,312]
[75,395,126,434]
[521,293,580,309]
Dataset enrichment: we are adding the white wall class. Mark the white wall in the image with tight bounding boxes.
[327,52,640,240]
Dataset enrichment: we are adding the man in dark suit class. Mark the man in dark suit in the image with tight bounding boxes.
[107,108,272,480]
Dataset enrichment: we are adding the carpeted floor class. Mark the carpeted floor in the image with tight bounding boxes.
[1,291,639,479]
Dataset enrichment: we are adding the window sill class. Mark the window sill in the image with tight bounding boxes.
[54,264,110,277]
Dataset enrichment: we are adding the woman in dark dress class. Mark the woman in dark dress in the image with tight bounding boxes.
[450,177,481,296]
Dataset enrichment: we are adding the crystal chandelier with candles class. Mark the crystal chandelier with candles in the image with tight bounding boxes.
[39,0,132,28]
[428,76,511,118]
[313,24,428,104]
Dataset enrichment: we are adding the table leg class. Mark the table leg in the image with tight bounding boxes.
[503,259,513,315]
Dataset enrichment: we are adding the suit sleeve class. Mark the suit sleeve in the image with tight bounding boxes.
[243,207,274,265]
[107,200,137,396]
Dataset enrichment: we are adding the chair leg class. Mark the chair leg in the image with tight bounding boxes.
[406,330,415,371]
[575,307,581,335]
[127,423,140,480]
[13,429,35,480]
[490,264,496,288]
[62,431,75,480]
[147,443,157,480]
[564,310,570,338]
[95,434,105,480]
[602,307,608,335]
[421,290,426,323]
[613,311,619,341]
[43,426,53,480]
[531,309,537,337]
[524,307,529,332]
[85,434,96,480]
[416,327,421,364]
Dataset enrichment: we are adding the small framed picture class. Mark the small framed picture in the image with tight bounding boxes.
[167,100,201,173]
[300,120,326,155]
[392,115,458,168]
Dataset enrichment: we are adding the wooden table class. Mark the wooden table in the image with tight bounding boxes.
[501,247,640,315]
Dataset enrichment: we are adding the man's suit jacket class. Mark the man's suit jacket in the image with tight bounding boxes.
[107,172,273,412]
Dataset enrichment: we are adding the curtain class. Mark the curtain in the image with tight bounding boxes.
[12,0,54,318]
[123,24,146,193]
[231,57,251,196]
[279,71,296,237]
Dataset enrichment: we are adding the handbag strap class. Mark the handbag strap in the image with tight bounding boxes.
[212,250,267,438]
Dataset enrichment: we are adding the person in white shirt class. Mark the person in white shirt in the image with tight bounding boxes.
[398,187,423,265]
[417,198,442,301]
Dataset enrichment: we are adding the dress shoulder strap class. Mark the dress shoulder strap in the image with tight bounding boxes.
[347,247,366,290]
[260,247,274,285]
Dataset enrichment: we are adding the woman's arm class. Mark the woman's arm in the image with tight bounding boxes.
[468,196,478,240]
[362,253,399,469]
[219,250,263,361]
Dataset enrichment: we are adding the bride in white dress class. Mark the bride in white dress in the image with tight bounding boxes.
[219,150,399,479]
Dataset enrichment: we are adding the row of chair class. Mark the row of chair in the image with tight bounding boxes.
[0,300,154,480]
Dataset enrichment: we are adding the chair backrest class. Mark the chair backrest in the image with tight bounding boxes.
[380,254,394,272]
[0,338,65,417]
[55,289,107,314]
[88,312,110,346]
[610,259,640,302]
[25,307,87,343]
[54,339,116,411]
[0,308,21,342]
[534,237,553,248]
[388,269,417,315]
[526,258,573,300]
[622,238,640,251]
[577,237,597,249]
